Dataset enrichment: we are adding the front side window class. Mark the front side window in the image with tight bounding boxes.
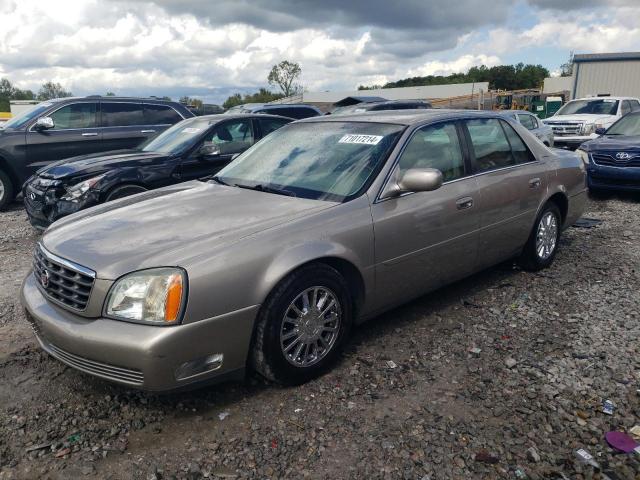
[102,102,144,127]
[466,118,514,172]
[631,100,640,112]
[398,122,465,182]
[217,121,404,202]
[556,99,619,116]
[49,103,97,130]
[144,104,183,125]
[209,119,254,154]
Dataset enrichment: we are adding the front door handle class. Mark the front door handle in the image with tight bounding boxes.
[529,178,541,188]
[141,129,156,133]
[456,196,473,210]
[81,132,98,137]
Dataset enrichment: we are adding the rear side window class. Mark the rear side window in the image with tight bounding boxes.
[398,122,465,181]
[144,104,183,125]
[621,101,632,116]
[49,103,97,130]
[258,117,291,136]
[102,102,144,127]
[466,118,514,172]
[501,120,534,164]
[518,114,537,130]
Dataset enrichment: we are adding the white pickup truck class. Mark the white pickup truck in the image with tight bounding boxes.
[542,96,640,149]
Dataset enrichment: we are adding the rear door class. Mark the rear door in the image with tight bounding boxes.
[100,101,150,151]
[463,118,548,269]
[177,118,255,181]
[25,101,102,174]
[370,120,480,309]
[143,103,185,136]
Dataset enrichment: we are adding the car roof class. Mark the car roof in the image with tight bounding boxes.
[572,96,638,101]
[185,113,293,123]
[45,96,184,104]
[299,109,509,126]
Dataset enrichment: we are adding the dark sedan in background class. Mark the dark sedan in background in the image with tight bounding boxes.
[0,96,193,209]
[577,111,640,193]
[23,113,292,229]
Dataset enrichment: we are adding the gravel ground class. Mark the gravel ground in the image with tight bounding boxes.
[0,195,639,480]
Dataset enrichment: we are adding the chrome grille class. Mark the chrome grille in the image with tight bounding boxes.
[545,122,582,136]
[33,245,95,311]
[47,341,144,385]
[592,153,640,168]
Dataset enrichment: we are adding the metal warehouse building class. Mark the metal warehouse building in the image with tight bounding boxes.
[572,52,640,99]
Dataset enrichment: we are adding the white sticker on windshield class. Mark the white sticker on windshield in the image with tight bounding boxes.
[182,127,202,134]
[338,134,383,145]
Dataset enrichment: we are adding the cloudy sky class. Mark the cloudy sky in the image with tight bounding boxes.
[1,0,639,104]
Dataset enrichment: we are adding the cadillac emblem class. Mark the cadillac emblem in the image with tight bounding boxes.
[40,270,50,288]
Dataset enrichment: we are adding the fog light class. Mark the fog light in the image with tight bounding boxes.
[175,353,224,380]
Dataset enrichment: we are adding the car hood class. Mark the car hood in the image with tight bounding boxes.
[581,135,640,152]
[544,114,615,124]
[38,150,168,180]
[42,181,336,279]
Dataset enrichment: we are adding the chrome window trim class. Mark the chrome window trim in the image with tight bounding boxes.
[27,101,99,133]
[38,243,96,278]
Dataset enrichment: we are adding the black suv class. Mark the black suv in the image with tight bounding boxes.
[0,96,193,209]
[23,114,292,229]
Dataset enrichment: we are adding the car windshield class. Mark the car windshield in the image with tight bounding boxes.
[1,102,56,129]
[606,113,640,136]
[556,99,619,116]
[216,121,404,202]
[139,118,211,154]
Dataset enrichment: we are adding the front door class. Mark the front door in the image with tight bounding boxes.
[463,118,548,269]
[177,118,255,181]
[370,121,480,310]
[25,102,101,175]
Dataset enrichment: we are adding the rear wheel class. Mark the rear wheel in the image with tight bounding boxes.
[104,184,147,202]
[518,203,561,271]
[0,169,14,210]
[251,264,353,385]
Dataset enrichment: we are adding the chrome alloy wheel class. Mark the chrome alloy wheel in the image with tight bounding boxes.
[536,211,558,260]
[280,286,342,367]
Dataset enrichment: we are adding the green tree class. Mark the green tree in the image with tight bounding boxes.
[268,60,302,97]
[0,78,35,112]
[179,96,204,109]
[105,91,116,96]
[222,88,284,110]
[37,82,72,100]
[560,52,574,77]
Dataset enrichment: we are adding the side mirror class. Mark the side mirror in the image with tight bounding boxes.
[595,127,607,135]
[34,117,54,130]
[382,168,443,199]
[198,143,221,158]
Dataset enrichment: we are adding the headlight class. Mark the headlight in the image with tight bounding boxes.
[61,174,105,201]
[105,268,186,324]
[576,149,590,165]
[581,123,596,135]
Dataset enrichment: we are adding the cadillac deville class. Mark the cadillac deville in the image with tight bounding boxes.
[21,110,587,391]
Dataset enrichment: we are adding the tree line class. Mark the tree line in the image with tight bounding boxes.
[358,63,550,92]
[0,79,72,111]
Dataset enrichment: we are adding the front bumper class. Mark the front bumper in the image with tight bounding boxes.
[587,164,640,191]
[552,135,596,150]
[22,183,100,230]
[21,273,257,391]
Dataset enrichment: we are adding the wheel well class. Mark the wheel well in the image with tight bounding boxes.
[298,257,366,315]
[547,192,568,223]
[102,181,147,201]
[0,156,19,193]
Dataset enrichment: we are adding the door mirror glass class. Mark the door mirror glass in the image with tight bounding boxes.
[35,116,54,130]
[397,168,443,193]
[595,127,607,135]
[198,143,221,158]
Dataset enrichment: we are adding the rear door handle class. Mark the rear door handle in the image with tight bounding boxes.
[529,178,541,188]
[456,196,473,210]
[81,132,98,137]
[141,129,156,133]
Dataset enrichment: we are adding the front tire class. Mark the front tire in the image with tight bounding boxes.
[104,184,147,202]
[251,264,353,385]
[518,203,561,271]
[0,169,14,210]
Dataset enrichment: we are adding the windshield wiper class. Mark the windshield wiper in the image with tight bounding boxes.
[203,175,229,184]
[233,183,296,197]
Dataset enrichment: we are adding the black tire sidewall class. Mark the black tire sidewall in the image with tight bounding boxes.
[0,170,14,209]
[522,203,561,270]
[261,265,352,385]
[105,184,146,202]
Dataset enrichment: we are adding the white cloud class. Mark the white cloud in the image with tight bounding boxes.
[407,54,502,77]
